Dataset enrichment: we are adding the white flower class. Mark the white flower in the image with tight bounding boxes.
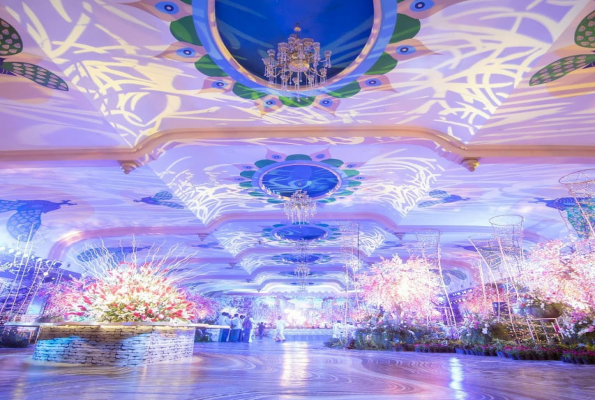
[482,328,488,335]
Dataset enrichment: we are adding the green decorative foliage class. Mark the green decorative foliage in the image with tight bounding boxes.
[348,180,362,187]
[3,62,68,91]
[239,181,253,188]
[195,55,228,77]
[0,18,23,56]
[322,159,344,167]
[318,198,337,204]
[343,169,360,177]
[285,154,312,161]
[267,199,283,204]
[240,170,255,178]
[390,14,420,43]
[248,191,265,197]
[232,82,267,100]
[254,159,276,168]
[327,81,361,98]
[279,96,315,107]
[529,55,595,86]
[365,52,398,75]
[575,11,595,49]
[180,0,192,4]
[170,16,202,45]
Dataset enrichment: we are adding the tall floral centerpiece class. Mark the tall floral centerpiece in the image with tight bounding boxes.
[360,256,442,322]
[522,238,595,313]
[39,242,217,324]
[43,262,196,323]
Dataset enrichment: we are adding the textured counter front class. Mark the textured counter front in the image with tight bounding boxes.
[32,325,195,366]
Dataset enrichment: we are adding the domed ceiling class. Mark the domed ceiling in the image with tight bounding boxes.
[215,0,375,80]
[0,0,594,296]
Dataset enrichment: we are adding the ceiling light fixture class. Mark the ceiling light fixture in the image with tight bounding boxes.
[284,189,316,225]
[262,23,332,100]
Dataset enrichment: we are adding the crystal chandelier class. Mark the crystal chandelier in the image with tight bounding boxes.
[295,262,310,280]
[262,23,332,99]
[284,190,316,224]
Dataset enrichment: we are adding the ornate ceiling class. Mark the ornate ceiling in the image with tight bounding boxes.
[0,0,594,295]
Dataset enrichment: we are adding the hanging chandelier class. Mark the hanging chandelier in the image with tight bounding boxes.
[262,23,332,99]
[293,239,311,279]
[295,262,310,280]
[284,190,316,224]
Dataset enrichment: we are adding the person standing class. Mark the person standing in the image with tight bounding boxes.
[258,322,265,339]
[239,315,246,341]
[242,315,253,343]
[229,313,242,342]
[218,312,231,342]
[332,320,344,339]
[274,316,287,342]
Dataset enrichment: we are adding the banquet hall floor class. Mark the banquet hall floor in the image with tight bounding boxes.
[0,341,594,400]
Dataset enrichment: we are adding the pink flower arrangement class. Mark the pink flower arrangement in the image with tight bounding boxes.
[360,256,442,320]
[522,237,595,311]
[44,262,197,323]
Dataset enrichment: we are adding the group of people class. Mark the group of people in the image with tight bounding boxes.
[216,313,288,343]
[217,312,254,342]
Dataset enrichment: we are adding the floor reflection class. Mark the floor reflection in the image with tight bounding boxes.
[0,342,594,399]
[448,356,467,400]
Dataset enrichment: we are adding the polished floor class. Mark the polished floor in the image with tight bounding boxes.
[0,341,594,400]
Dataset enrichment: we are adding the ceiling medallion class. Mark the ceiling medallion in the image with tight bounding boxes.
[284,190,317,225]
[262,23,332,100]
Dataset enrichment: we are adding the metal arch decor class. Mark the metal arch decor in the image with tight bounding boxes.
[127,0,469,115]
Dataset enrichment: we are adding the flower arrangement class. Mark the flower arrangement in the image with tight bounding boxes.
[458,313,510,345]
[67,262,196,322]
[558,311,595,344]
[459,284,507,317]
[41,262,202,323]
[184,291,219,322]
[360,256,442,320]
[522,237,595,311]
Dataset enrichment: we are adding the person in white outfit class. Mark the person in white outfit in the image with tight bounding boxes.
[274,316,287,342]
[332,320,344,339]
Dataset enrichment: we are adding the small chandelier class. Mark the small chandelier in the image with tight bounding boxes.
[284,190,316,224]
[262,23,332,99]
[295,262,310,280]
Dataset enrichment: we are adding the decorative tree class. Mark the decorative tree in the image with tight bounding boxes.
[522,238,595,313]
[360,256,442,322]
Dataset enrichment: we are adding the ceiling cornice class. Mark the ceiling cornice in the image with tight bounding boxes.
[1,126,594,171]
